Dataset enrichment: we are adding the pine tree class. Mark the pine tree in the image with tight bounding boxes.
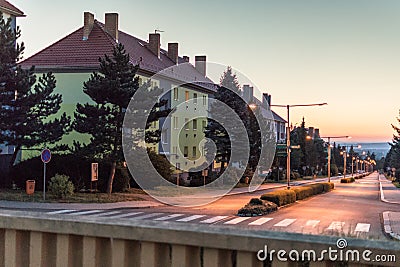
[205,67,248,174]
[74,43,169,194]
[387,111,400,170]
[0,12,70,174]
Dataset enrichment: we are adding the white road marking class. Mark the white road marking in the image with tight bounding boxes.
[327,221,345,231]
[305,220,320,228]
[248,218,273,226]
[69,210,103,216]
[109,212,144,219]
[47,210,76,215]
[176,215,205,222]
[224,217,250,225]
[89,210,122,217]
[154,214,184,221]
[274,219,296,227]
[354,223,370,232]
[132,213,164,220]
[200,216,228,224]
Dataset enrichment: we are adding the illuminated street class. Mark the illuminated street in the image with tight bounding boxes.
[6,172,396,241]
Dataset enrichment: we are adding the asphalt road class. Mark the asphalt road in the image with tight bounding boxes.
[30,173,397,241]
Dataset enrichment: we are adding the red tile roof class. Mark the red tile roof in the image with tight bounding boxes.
[20,20,215,91]
[0,0,24,16]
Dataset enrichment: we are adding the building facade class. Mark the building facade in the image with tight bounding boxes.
[19,12,215,182]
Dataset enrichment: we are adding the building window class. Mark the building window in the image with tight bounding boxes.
[203,95,207,105]
[193,119,197,130]
[173,117,178,129]
[173,146,178,159]
[184,146,188,157]
[192,146,197,158]
[162,129,168,144]
[193,93,198,104]
[185,118,189,130]
[202,120,207,132]
[173,87,179,101]
[185,91,189,101]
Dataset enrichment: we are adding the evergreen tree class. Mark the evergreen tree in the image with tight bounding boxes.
[0,13,70,174]
[205,67,248,173]
[74,43,169,194]
[386,111,400,170]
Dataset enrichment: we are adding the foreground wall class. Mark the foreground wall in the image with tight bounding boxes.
[0,210,398,267]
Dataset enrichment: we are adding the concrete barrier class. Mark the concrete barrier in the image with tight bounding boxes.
[0,209,398,267]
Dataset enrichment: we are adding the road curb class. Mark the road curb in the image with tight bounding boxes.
[382,211,400,241]
[378,176,400,205]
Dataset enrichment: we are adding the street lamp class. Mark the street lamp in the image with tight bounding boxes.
[340,149,348,178]
[321,136,350,182]
[271,103,327,189]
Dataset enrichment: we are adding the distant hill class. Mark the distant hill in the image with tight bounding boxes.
[345,142,391,159]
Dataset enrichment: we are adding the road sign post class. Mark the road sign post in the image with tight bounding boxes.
[91,163,99,192]
[41,149,51,201]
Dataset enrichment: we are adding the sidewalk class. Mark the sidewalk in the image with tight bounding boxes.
[378,173,400,240]
[0,175,345,211]
[0,200,164,210]
[378,174,400,204]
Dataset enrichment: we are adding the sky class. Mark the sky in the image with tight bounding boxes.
[11,0,400,143]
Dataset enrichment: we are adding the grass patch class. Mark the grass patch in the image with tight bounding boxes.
[393,182,400,188]
[0,189,145,203]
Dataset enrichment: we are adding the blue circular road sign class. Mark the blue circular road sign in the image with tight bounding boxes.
[41,149,51,164]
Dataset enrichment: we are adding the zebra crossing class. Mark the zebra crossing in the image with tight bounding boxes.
[45,209,372,234]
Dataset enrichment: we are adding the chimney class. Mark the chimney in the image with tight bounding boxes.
[308,127,314,138]
[242,85,254,103]
[314,129,320,139]
[195,55,206,77]
[262,93,271,109]
[83,12,94,40]
[148,33,161,58]
[105,13,119,41]
[168,43,179,64]
[183,56,190,62]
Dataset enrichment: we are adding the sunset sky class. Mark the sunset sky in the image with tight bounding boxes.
[12,0,400,142]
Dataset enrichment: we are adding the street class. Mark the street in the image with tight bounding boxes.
[12,172,397,241]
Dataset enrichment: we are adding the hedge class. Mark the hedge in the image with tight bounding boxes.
[261,182,334,206]
[260,189,296,206]
[340,177,355,183]
[293,183,334,200]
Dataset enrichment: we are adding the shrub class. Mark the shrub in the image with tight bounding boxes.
[238,199,278,216]
[293,186,314,200]
[261,189,296,206]
[48,174,75,199]
[249,198,263,205]
[330,164,339,177]
[112,167,131,192]
[340,177,355,183]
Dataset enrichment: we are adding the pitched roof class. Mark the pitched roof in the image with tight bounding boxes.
[20,20,216,92]
[0,0,24,16]
[272,110,286,123]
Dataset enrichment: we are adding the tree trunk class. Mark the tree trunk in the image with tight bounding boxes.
[107,161,117,195]
[9,144,21,170]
